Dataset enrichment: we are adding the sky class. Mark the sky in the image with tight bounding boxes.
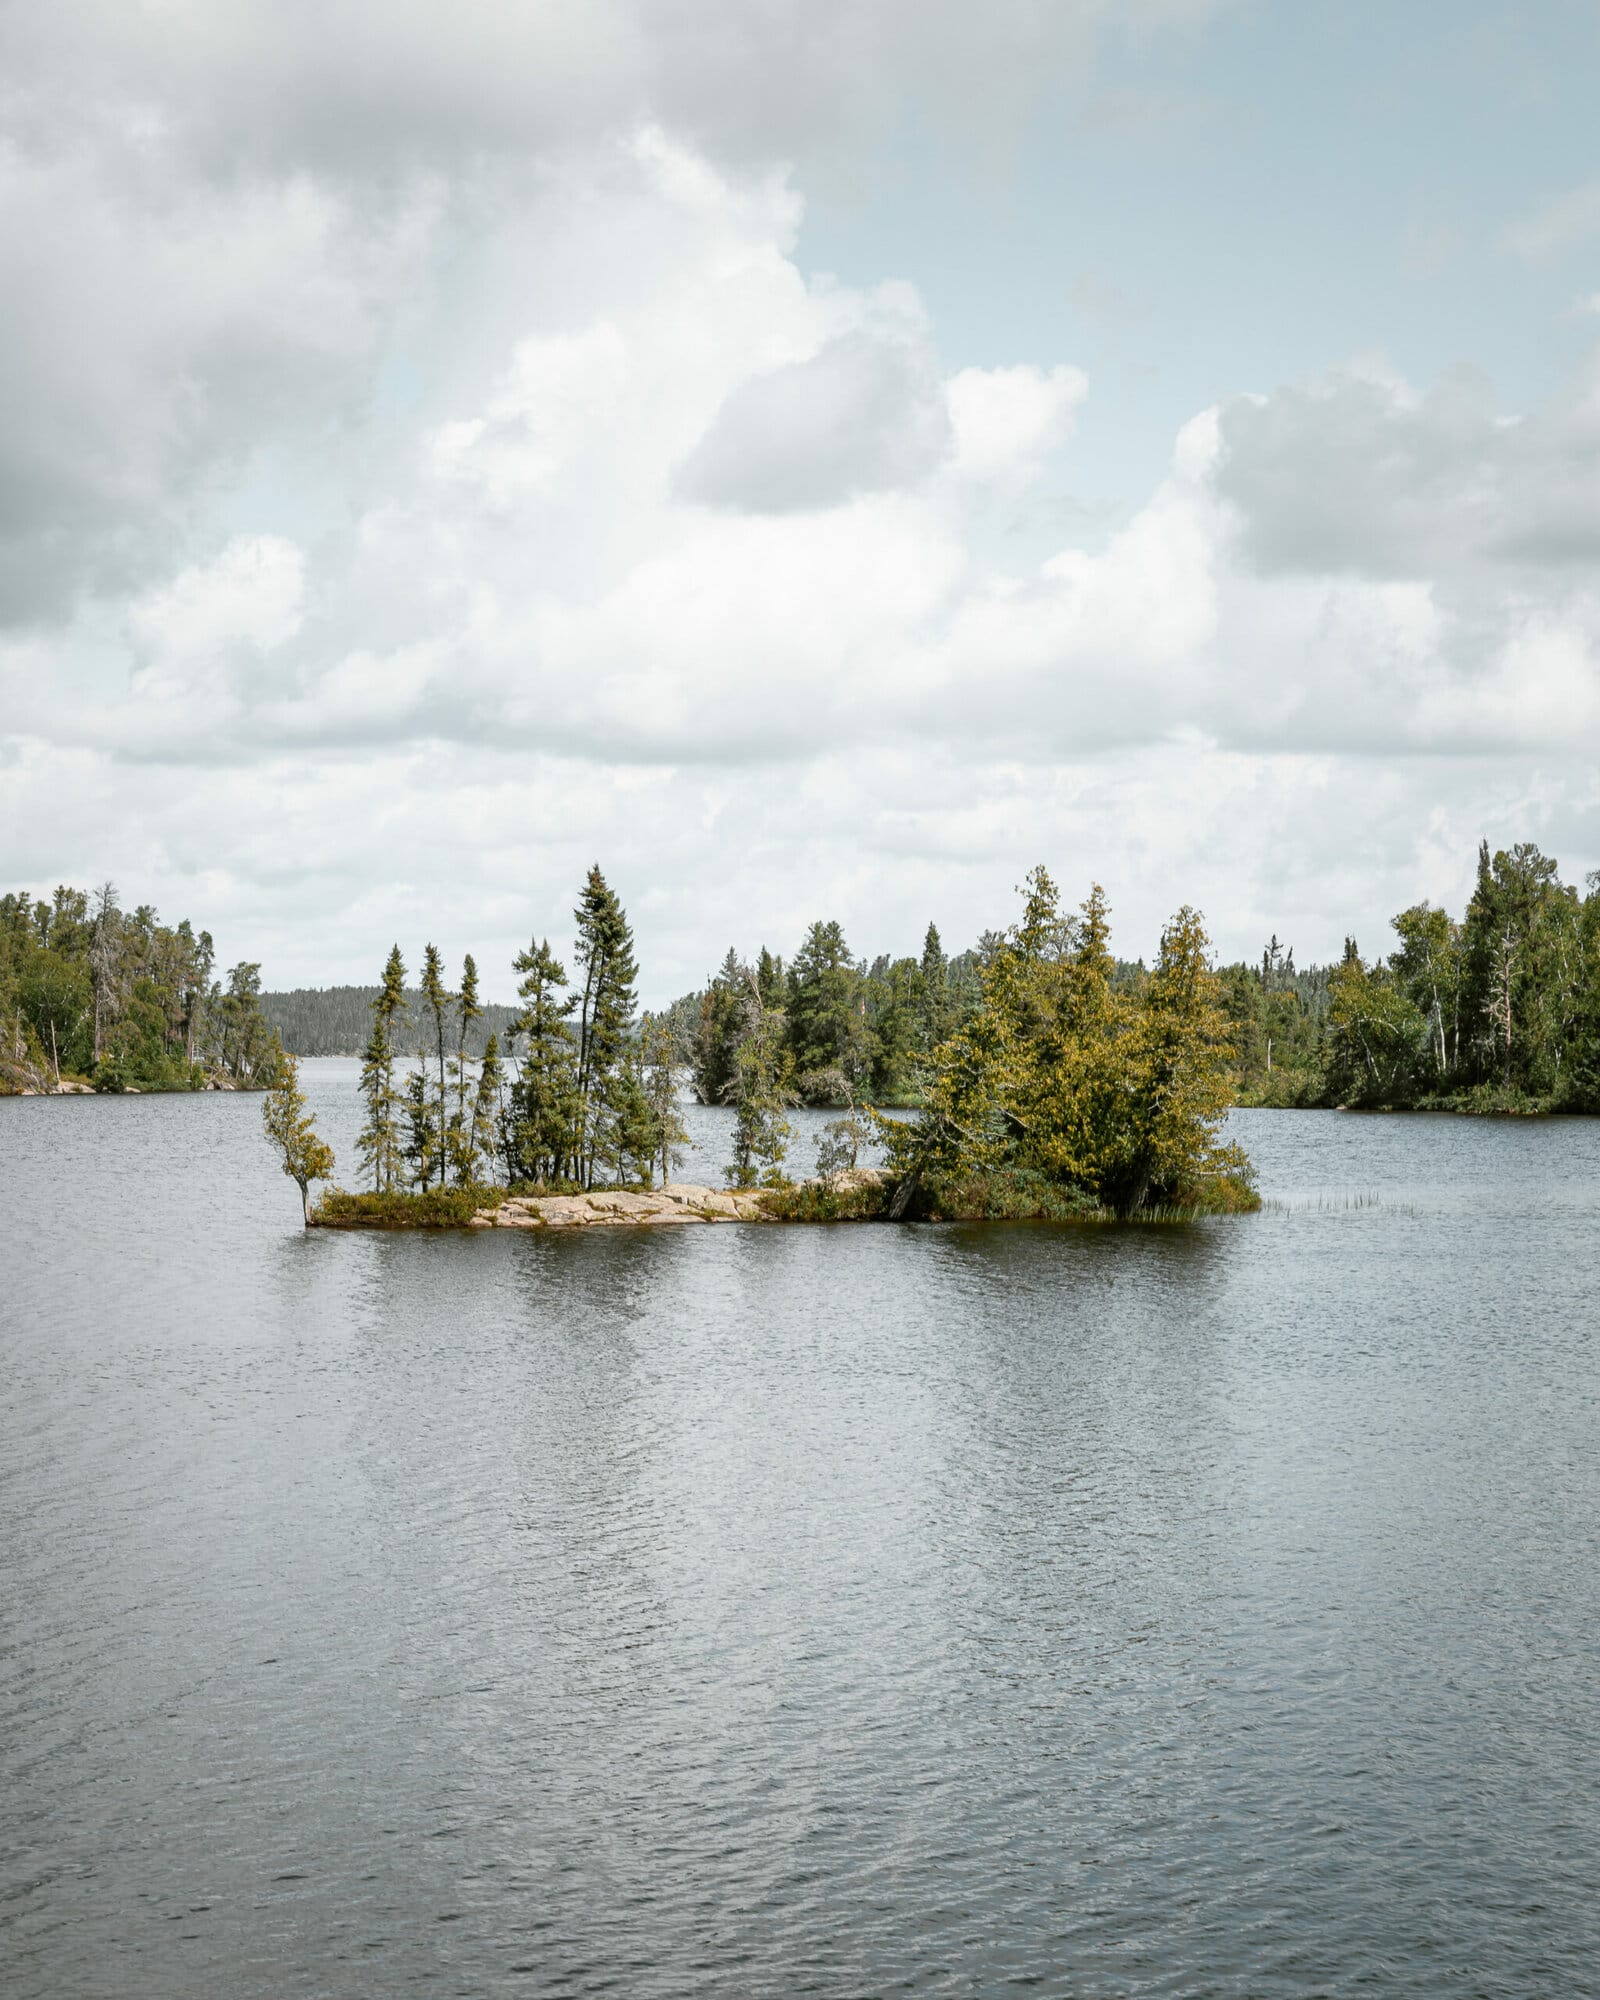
[3,0,1600,1002]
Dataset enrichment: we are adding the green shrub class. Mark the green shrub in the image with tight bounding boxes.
[314,1185,505,1228]
[758,1177,894,1222]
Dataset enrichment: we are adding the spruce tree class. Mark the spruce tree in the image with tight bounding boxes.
[503,938,579,1186]
[357,1014,393,1192]
[450,952,483,1184]
[572,866,639,1187]
[402,1066,439,1189]
[471,1033,504,1184]
[642,1016,690,1187]
[693,948,747,1106]
[787,919,866,1099]
[725,988,796,1188]
[419,943,453,1188]
[358,945,408,1190]
[756,947,788,1011]
[919,921,949,1050]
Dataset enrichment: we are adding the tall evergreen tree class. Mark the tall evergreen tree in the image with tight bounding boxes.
[470,1032,504,1185]
[357,946,408,1190]
[725,979,796,1188]
[401,1066,439,1189]
[787,919,866,1101]
[693,948,748,1106]
[642,1015,690,1187]
[357,1014,395,1192]
[89,881,120,1065]
[756,946,788,1011]
[418,943,454,1188]
[450,952,484,1184]
[919,921,949,1049]
[503,937,580,1186]
[572,866,639,1187]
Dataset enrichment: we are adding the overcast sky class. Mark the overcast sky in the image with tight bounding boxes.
[4,0,1599,1001]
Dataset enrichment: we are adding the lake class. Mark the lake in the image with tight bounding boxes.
[3,1064,1598,1997]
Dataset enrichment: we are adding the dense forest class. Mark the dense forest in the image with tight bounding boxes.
[1,883,278,1094]
[262,985,518,1057]
[14,836,1598,1127]
[673,924,1149,1114]
[1218,841,1600,1112]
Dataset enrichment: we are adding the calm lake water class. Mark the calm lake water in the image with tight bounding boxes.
[3,1063,1599,1998]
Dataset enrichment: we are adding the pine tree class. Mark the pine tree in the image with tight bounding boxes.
[756,947,788,1011]
[401,1066,439,1189]
[358,946,408,1190]
[919,921,949,1050]
[89,881,120,1066]
[724,976,796,1188]
[471,1033,504,1184]
[641,1016,690,1187]
[357,1014,395,1191]
[419,943,453,1188]
[449,952,483,1184]
[595,1042,658,1188]
[503,937,579,1187]
[787,919,866,1100]
[572,866,639,1187]
[693,948,747,1106]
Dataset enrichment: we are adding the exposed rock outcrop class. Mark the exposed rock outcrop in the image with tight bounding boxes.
[470,1169,888,1230]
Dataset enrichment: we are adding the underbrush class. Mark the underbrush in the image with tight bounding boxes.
[1417,1083,1554,1116]
[916,1169,1101,1223]
[1234,1067,1325,1109]
[759,1177,895,1222]
[314,1185,506,1228]
[915,1163,1259,1223]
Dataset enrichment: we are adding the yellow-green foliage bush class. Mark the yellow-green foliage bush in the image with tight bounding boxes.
[877,869,1259,1221]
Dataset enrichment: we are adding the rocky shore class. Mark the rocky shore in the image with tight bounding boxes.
[478,1166,891,1228]
[312,1168,893,1231]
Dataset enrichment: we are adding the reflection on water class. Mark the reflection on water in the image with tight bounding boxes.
[3,1074,1600,1997]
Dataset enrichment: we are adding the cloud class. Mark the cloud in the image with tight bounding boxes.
[1212,359,1600,580]
[4,5,1599,991]
[129,535,305,678]
[945,364,1088,483]
[0,141,435,624]
[0,1,1235,184]
[675,330,951,513]
[1501,179,1600,261]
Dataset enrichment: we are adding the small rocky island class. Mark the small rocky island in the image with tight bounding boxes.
[262,868,1261,1230]
[315,1169,891,1231]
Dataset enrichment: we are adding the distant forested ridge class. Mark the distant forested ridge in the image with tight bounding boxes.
[1215,840,1600,1111]
[263,986,519,1057]
[2,884,277,1094]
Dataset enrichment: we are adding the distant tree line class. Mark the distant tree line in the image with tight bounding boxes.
[1,883,277,1093]
[262,985,519,1057]
[1216,840,1600,1111]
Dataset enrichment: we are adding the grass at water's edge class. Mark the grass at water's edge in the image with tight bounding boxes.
[1232,1077,1592,1115]
[314,1185,507,1228]
[313,1170,1260,1230]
